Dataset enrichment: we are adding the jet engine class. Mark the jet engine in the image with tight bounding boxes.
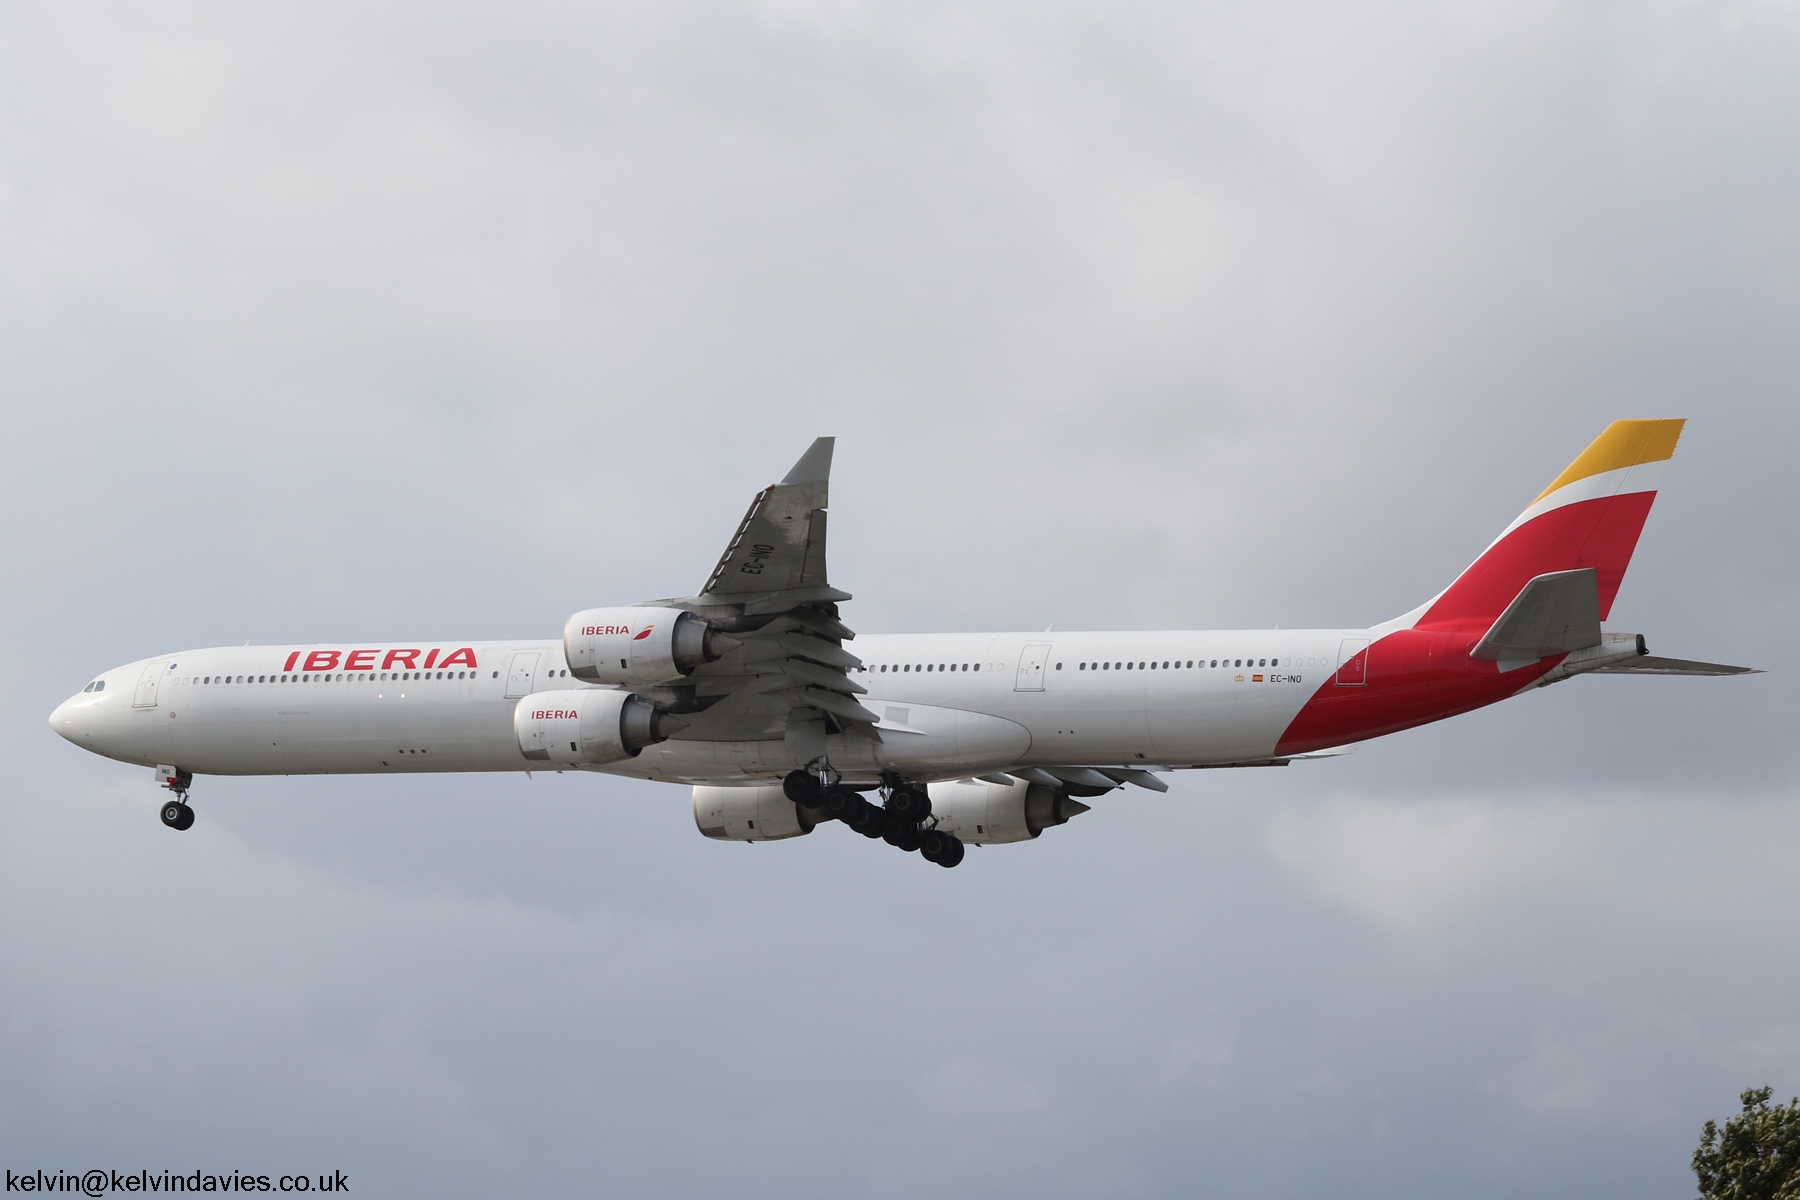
[925,776,1090,844]
[514,688,685,765]
[692,784,817,842]
[564,606,739,687]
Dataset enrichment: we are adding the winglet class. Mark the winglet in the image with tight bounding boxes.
[781,437,835,486]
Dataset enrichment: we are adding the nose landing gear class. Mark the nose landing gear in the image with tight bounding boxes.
[155,764,195,831]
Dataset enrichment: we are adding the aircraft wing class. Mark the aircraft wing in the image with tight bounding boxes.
[649,438,876,746]
[693,437,849,615]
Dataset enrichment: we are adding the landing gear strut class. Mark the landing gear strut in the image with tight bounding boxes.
[155,764,195,831]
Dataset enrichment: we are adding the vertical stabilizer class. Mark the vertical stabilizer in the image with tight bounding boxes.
[1410,419,1684,636]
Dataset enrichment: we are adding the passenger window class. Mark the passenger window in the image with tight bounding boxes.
[1271,658,1279,667]
[1055,663,1063,670]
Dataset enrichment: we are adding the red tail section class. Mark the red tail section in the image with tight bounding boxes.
[1275,420,1685,755]
[1413,420,1685,637]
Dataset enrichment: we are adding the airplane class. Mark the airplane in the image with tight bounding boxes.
[49,419,1755,867]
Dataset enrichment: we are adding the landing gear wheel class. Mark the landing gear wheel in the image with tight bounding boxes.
[921,829,964,865]
[783,770,822,806]
[851,802,889,839]
[887,786,932,822]
[887,822,925,853]
[820,785,858,820]
[160,801,195,831]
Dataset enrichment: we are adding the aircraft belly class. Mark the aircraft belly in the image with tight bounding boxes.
[169,694,524,775]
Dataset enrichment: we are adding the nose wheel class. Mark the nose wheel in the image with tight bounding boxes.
[155,764,195,831]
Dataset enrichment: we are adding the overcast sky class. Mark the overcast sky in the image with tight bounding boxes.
[2,1,1797,1196]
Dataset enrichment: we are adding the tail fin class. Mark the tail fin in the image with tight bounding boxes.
[1411,420,1685,636]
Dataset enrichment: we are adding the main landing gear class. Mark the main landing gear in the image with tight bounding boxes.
[156,764,195,831]
[783,769,964,868]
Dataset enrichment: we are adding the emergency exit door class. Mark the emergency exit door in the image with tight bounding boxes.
[133,660,171,708]
[1335,638,1371,687]
[505,652,540,699]
[1015,644,1051,691]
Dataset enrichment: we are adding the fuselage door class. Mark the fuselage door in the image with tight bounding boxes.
[1015,643,1051,692]
[133,659,172,708]
[505,651,540,699]
[1335,638,1372,687]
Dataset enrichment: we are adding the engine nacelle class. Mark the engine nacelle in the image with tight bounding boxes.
[514,688,682,765]
[925,776,1090,844]
[692,785,817,842]
[564,606,736,687]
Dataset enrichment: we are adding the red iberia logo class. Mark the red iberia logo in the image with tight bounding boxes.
[281,648,478,672]
[632,628,653,641]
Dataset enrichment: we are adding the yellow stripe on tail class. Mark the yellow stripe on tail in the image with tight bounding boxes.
[1534,419,1685,503]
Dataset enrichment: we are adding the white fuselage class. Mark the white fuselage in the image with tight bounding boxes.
[50,630,1363,786]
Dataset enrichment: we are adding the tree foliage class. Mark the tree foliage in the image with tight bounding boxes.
[1694,1087,1800,1200]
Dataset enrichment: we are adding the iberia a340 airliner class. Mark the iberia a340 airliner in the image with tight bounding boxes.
[50,421,1753,867]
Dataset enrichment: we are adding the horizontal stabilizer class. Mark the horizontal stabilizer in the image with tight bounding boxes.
[1470,568,1602,661]
[1590,656,1760,676]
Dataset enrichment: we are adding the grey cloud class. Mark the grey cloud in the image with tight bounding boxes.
[2,1,1796,1196]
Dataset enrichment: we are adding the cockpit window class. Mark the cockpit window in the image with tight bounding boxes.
[83,680,105,692]
[83,682,93,692]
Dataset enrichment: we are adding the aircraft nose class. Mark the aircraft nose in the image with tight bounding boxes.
[49,697,86,745]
